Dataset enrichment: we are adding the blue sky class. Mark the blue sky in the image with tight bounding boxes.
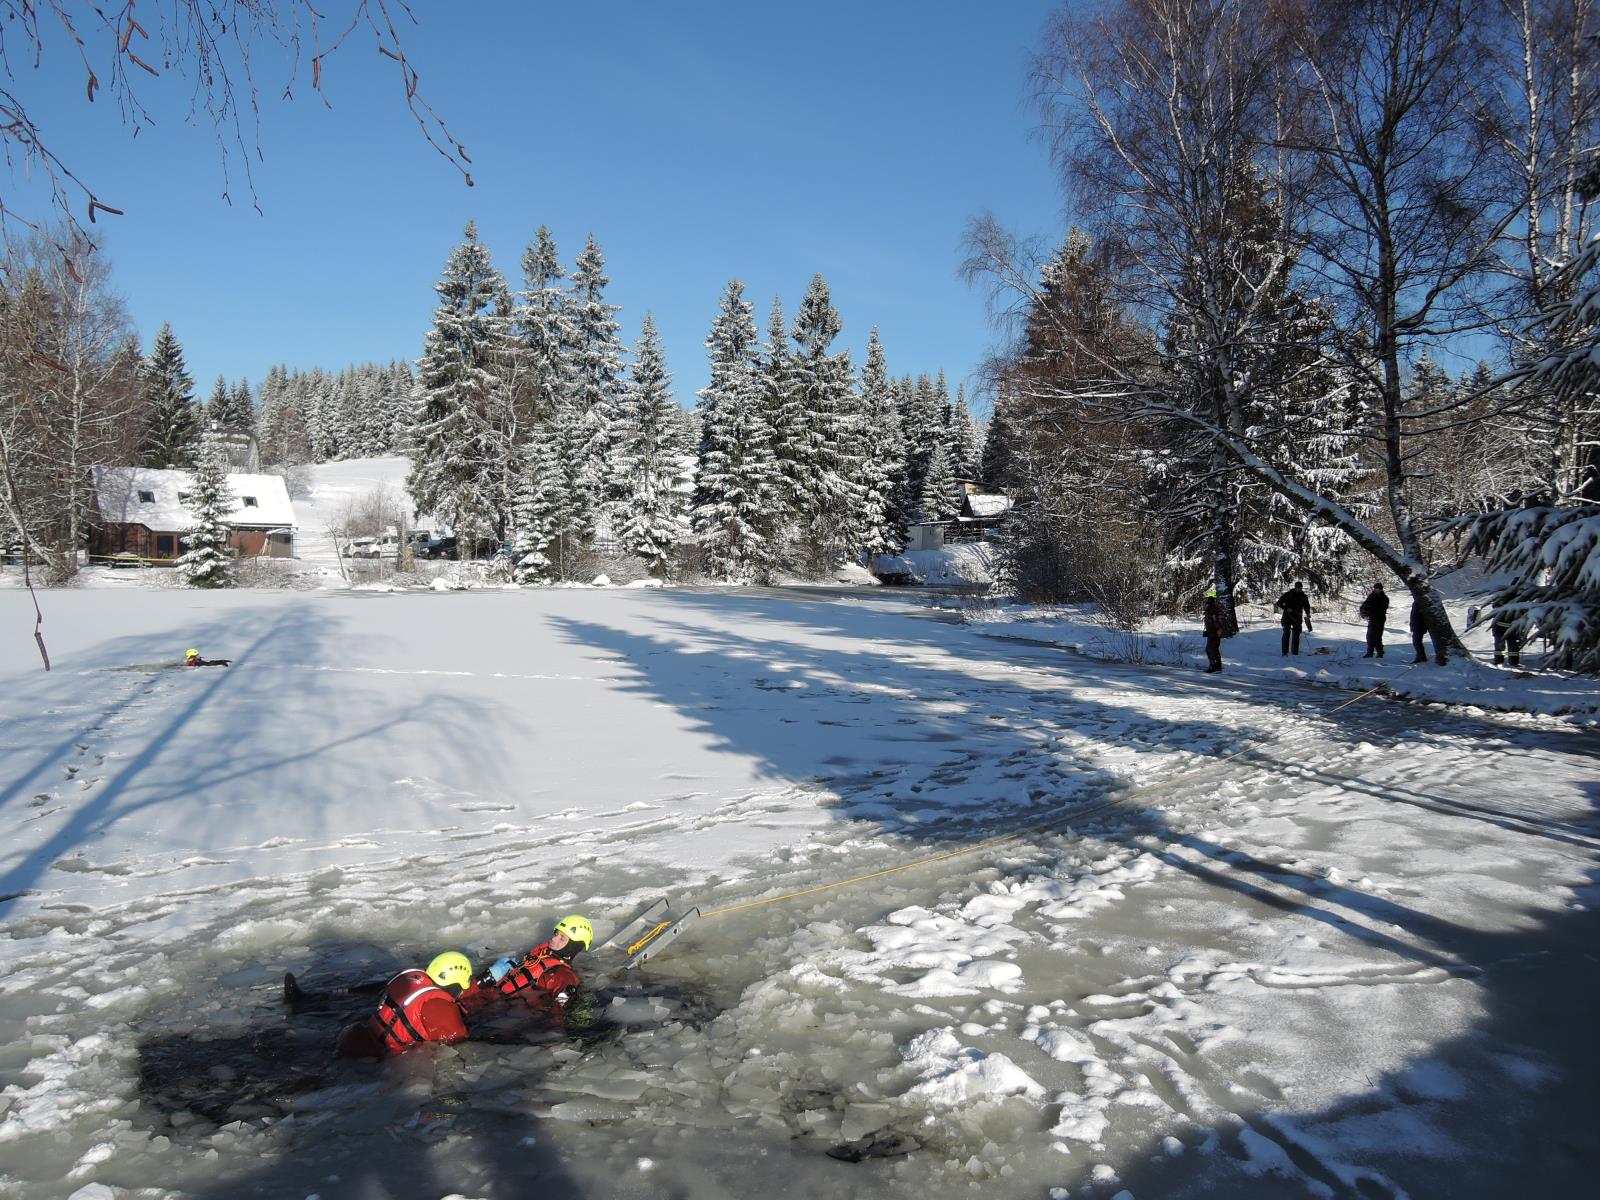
[14,2,1064,415]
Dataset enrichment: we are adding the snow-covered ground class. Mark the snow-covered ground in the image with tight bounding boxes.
[288,456,420,573]
[1,581,1598,1200]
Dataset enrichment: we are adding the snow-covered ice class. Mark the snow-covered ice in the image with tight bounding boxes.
[1,570,1597,1199]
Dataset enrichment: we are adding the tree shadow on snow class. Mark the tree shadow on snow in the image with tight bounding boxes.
[547,589,1600,1197]
[545,592,1238,847]
[0,601,510,913]
[1101,824,1600,1198]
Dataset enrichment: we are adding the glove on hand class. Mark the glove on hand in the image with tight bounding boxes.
[488,955,518,982]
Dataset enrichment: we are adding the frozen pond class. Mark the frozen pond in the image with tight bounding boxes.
[1,586,1597,1199]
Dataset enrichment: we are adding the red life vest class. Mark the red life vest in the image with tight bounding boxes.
[367,969,468,1053]
[495,942,580,999]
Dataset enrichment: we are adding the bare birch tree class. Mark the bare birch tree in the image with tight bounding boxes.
[0,231,139,581]
[1482,0,1600,501]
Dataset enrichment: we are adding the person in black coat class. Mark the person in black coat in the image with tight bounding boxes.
[1273,583,1313,656]
[1202,592,1224,673]
[1357,583,1389,658]
[1409,597,1438,664]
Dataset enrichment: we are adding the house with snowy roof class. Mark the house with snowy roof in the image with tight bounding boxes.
[905,490,1014,551]
[89,466,297,563]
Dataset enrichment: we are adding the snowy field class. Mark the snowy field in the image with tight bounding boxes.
[1,583,1598,1200]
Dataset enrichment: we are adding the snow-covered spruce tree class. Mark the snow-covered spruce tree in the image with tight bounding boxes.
[947,383,982,481]
[256,365,306,465]
[306,369,339,461]
[512,226,572,430]
[176,432,236,587]
[1146,190,1365,605]
[567,235,626,542]
[980,393,1022,493]
[857,327,908,556]
[408,221,515,551]
[1444,218,1600,670]
[508,434,560,584]
[786,273,865,571]
[972,225,1157,607]
[1453,502,1600,671]
[543,384,595,577]
[228,380,256,437]
[205,375,254,437]
[898,372,945,519]
[918,440,961,522]
[693,280,777,581]
[204,375,229,429]
[614,313,689,576]
[141,322,200,468]
[382,361,420,455]
[344,367,380,458]
[508,226,589,577]
[760,294,803,550]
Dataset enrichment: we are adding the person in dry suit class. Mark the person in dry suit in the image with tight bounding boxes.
[333,951,478,1058]
[183,648,231,667]
[1490,608,1526,667]
[467,914,593,1011]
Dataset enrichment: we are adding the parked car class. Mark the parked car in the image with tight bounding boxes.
[421,535,458,560]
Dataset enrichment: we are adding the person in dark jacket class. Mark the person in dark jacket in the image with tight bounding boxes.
[1409,597,1440,664]
[1490,608,1525,667]
[1357,584,1390,658]
[1274,583,1313,656]
[1201,591,1224,673]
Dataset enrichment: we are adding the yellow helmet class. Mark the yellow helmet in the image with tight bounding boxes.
[426,951,473,991]
[554,914,593,951]
[185,648,200,658]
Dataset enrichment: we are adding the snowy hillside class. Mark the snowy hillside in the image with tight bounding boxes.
[289,456,420,570]
[1,585,1596,1200]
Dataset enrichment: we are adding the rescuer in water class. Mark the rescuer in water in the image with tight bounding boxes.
[333,951,477,1058]
[318,915,594,1057]
[467,914,593,1009]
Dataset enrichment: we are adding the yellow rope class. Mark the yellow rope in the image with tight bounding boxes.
[627,920,674,957]
[694,674,1408,924]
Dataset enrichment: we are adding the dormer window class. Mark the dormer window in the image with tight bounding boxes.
[242,496,259,508]
[137,490,155,503]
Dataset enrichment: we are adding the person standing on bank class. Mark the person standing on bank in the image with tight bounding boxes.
[1490,607,1525,667]
[1274,582,1313,656]
[1358,583,1390,658]
[1409,596,1439,664]
[1202,589,1225,673]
